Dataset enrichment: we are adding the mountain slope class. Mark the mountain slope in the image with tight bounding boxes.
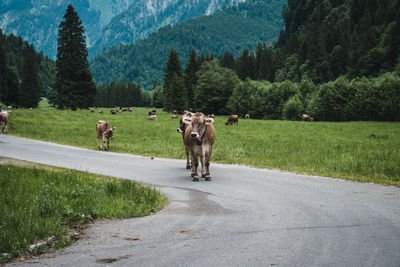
[89,0,245,56]
[90,0,286,89]
[0,0,135,59]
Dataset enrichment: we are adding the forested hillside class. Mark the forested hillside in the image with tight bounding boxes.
[0,29,55,106]
[90,0,286,89]
[89,0,246,57]
[273,0,400,83]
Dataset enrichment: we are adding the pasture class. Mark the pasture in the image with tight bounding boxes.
[6,101,400,186]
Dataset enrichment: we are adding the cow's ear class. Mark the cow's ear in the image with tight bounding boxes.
[182,117,192,124]
[205,118,214,124]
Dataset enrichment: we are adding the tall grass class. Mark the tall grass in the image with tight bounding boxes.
[7,102,400,185]
[0,163,166,262]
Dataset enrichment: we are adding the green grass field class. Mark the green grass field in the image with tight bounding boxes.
[0,161,166,262]
[6,100,400,186]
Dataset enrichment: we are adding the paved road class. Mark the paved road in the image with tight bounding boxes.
[1,135,400,267]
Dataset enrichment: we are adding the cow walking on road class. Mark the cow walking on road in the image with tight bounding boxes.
[177,111,194,169]
[182,112,215,181]
[96,120,115,150]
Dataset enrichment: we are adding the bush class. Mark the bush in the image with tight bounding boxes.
[283,94,304,120]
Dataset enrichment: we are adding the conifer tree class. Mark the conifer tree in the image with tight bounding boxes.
[53,4,96,109]
[163,49,186,112]
[184,49,199,110]
[0,41,7,101]
[19,44,41,108]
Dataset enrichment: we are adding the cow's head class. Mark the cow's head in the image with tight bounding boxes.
[183,114,214,145]
[104,127,115,139]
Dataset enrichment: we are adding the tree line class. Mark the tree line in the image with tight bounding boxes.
[0,29,55,108]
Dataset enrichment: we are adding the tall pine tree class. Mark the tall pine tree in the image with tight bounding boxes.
[184,49,199,111]
[19,44,41,108]
[53,4,96,110]
[163,49,187,112]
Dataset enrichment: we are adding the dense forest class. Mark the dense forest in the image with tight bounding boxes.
[90,0,286,89]
[158,0,400,121]
[0,29,56,107]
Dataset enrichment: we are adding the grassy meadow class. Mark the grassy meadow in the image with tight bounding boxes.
[6,100,400,186]
[0,161,166,262]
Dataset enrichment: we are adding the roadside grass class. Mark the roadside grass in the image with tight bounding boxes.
[6,102,400,186]
[0,161,166,263]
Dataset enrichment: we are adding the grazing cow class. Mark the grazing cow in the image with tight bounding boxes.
[98,110,103,114]
[147,115,157,120]
[182,112,215,181]
[171,115,178,119]
[96,120,115,150]
[177,112,195,169]
[302,114,314,122]
[245,114,250,119]
[90,109,95,113]
[110,109,117,115]
[0,112,9,133]
[225,115,239,126]
[173,109,178,114]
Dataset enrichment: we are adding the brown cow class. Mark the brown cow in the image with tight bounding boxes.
[110,109,117,115]
[147,115,157,120]
[182,112,215,181]
[96,120,115,150]
[245,114,250,119]
[0,112,9,133]
[225,115,239,125]
[302,114,314,122]
[177,112,195,169]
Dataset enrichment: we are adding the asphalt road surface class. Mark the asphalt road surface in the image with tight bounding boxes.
[1,135,400,267]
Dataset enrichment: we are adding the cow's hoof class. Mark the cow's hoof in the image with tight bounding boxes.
[186,165,191,170]
[205,177,211,181]
[192,177,199,182]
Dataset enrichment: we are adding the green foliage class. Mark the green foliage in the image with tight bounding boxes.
[195,59,240,114]
[227,79,257,117]
[151,82,164,108]
[0,164,166,261]
[90,0,286,89]
[54,4,96,110]
[184,49,200,110]
[283,94,304,120]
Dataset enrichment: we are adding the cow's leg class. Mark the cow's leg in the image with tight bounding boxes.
[191,153,199,181]
[98,135,102,149]
[102,135,107,150]
[200,152,207,179]
[4,123,7,133]
[185,145,191,169]
[105,137,109,150]
[204,146,212,181]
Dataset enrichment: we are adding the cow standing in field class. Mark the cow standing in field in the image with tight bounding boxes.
[96,120,115,150]
[225,115,239,125]
[302,114,314,122]
[177,111,194,169]
[0,112,9,133]
[182,112,215,181]
[245,114,250,119]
